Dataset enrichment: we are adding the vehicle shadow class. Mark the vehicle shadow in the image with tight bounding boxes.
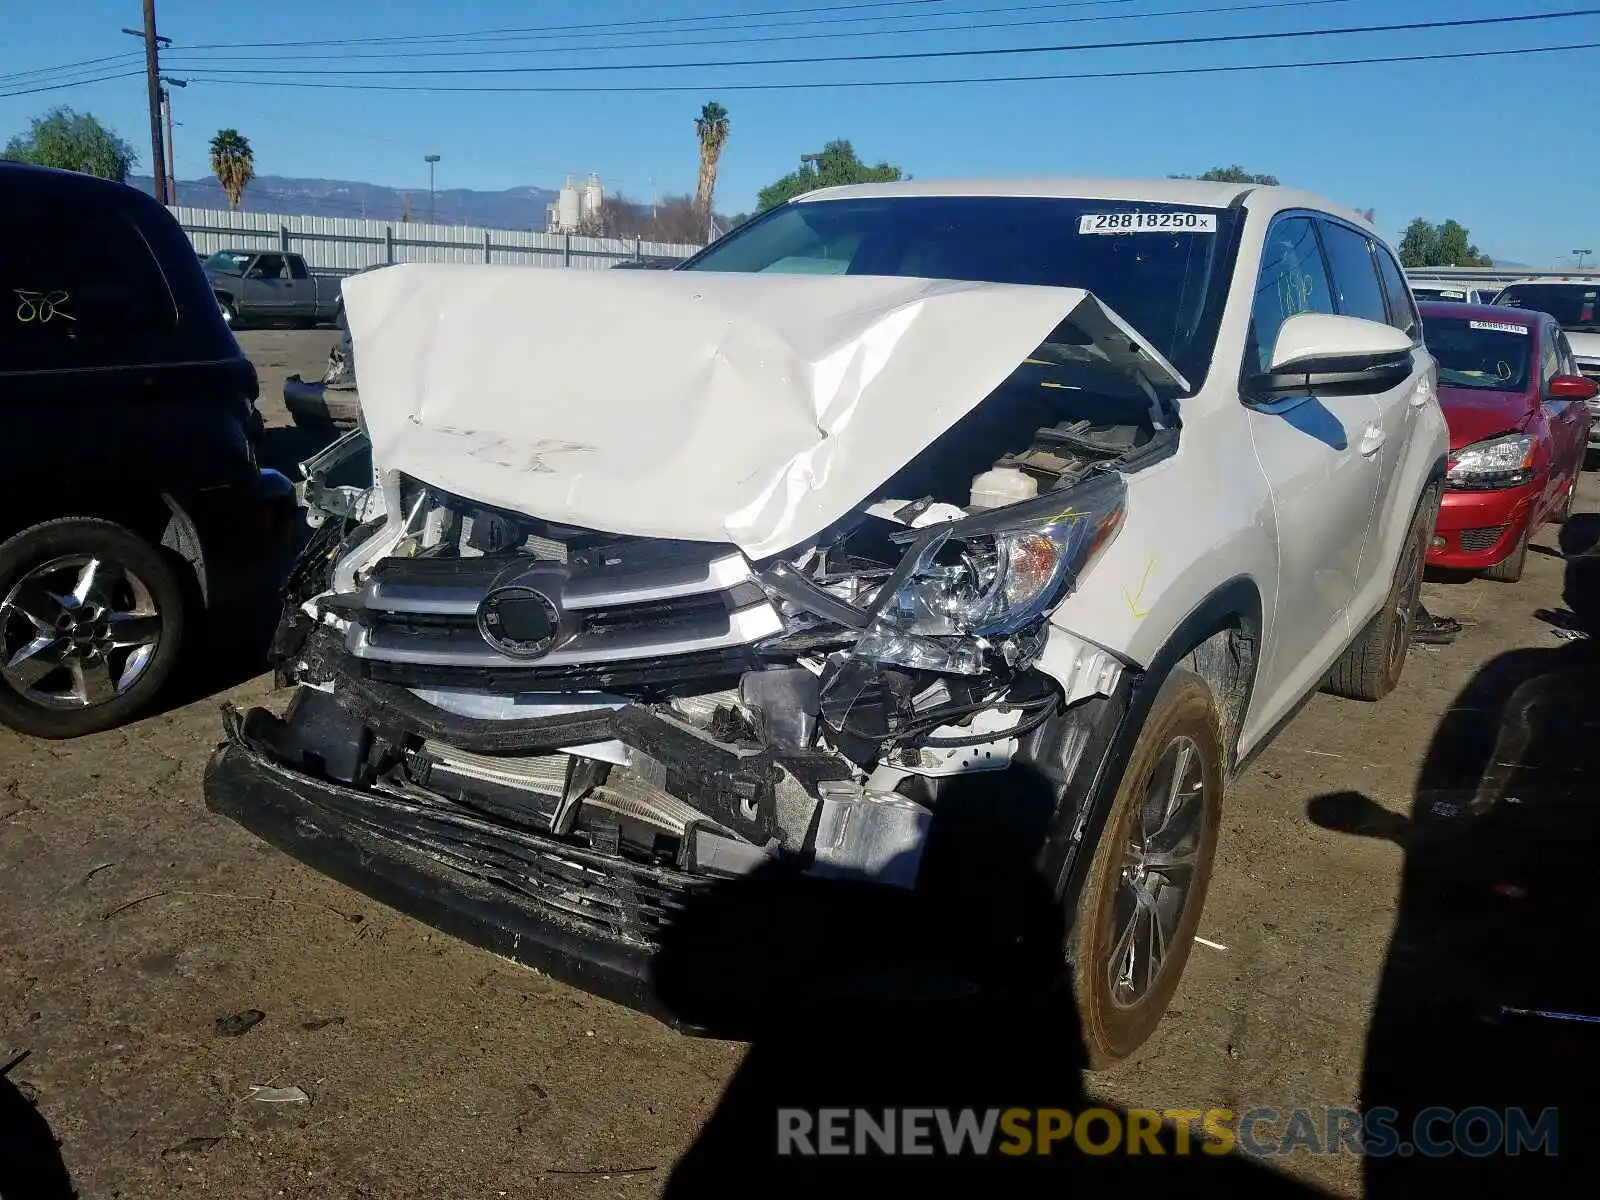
[652,775,1323,1197]
[1307,511,1600,1196]
[0,1074,76,1199]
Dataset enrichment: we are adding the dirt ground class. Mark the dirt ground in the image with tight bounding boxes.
[3,329,1596,1198]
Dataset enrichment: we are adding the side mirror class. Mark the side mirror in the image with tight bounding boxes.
[1550,374,1599,402]
[1246,313,1414,402]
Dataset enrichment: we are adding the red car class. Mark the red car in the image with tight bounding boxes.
[1419,302,1596,582]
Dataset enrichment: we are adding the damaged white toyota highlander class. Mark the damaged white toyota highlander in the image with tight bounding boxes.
[205,180,1446,1063]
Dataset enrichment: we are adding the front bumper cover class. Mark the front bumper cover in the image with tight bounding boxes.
[205,729,695,1026]
[1427,479,1538,569]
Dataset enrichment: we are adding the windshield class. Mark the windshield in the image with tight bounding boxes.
[1415,287,1468,302]
[1494,283,1599,331]
[204,251,251,276]
[1422,314,1533,392]
[681,195,1239,389]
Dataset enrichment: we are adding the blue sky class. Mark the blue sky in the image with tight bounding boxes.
[3,1,1598,264]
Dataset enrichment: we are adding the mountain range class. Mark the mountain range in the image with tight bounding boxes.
[129,173,561,230]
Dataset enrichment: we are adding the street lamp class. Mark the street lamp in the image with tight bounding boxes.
[1575,249,1594,269]
[424,154,441,224]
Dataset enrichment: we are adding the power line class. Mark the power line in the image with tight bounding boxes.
[168,1,1150,60]
[166,0,957,51]
[0,50,142,85]
[0,70,145,100]
[168,9,1600,76]
[178,39,1600,93]
[167,0,1364,65]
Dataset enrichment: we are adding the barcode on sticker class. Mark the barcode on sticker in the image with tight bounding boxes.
[1469,320,1528,335]
[1079,211,1217,235]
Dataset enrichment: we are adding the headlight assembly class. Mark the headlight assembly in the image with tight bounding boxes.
[855,469,1127,673]
[1446,433,1535,489]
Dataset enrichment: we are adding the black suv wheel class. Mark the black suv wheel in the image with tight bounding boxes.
[0,519,186,738]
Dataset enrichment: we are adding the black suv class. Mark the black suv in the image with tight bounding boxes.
[0,163,294,738]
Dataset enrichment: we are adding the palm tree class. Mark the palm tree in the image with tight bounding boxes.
[209,129,255,210]
[694,102,729,243]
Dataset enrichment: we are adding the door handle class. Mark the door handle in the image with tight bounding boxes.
[1359,425,1386,456]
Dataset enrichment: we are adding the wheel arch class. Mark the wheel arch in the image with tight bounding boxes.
[1040,575,1263,910]
[0,493,210,608]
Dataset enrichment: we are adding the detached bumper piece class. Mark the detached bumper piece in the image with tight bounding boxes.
[205,713,707,1023]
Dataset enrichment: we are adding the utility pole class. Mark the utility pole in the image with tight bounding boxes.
[122,2,171,205]
[160,76,185,205]
[1576,249,1594,269]
[425,154,440,224]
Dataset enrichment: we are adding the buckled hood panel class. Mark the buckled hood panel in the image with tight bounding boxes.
[341,265,1185,558]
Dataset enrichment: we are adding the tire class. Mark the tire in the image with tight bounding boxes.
[1483,527,1529,583]
[217,296,240,330]
[1324,485,1437,702]
[1551,477,1577,525]
[1070,667,1224,1068]
[0,519,187,739]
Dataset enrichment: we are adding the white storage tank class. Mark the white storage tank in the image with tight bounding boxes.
[583,172,604,222]
[557,177,581,232]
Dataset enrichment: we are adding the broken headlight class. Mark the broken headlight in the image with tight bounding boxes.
[858,469,1127,673]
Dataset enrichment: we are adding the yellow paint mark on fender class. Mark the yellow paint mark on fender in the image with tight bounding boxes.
[1124,556,1156,620]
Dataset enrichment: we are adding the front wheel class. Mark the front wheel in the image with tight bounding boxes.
[1482,527,1529,583]
[1069,668,1224,1068]
[0,519,187,738]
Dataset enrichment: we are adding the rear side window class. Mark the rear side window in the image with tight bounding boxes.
[1372,245,1420,339]
[287,255,309,280]
[1249,216,1336,373]
[1,198,177,372]
[1318,220,1389,325]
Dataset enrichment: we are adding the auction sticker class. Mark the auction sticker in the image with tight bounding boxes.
[1469,320,1528,335]
[1079,211,1217,235]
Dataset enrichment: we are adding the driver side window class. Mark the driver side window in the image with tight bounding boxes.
[1248,216,1335,373]
[1540,327,1561,389]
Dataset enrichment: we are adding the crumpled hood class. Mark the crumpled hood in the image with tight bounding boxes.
[1437,384,1535,451]
[341,264,1184,558]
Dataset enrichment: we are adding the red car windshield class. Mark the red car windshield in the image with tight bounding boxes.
[1422,314,1533,392]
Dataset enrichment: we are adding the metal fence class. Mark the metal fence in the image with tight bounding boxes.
[170,205,701,276]
[1406,266,1600,291]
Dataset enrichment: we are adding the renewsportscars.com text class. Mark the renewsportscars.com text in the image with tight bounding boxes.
[777,1106,1559,1159]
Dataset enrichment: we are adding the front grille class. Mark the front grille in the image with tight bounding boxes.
[314,781,710,947]
[342,532,784,676]
[360,646,763,693]
[1460,525,1507,552]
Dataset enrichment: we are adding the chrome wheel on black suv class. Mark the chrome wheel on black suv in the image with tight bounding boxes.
[0,519,186,739]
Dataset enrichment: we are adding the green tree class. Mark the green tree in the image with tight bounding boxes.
[209,129,255,210]
[1170,165,1280,185]
[694,102,730,242]
[2,106,136,182]
[1398,218,1493,268]
[756,140,904,211]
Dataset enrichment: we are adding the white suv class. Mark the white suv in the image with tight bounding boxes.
[206,179,1447,1064]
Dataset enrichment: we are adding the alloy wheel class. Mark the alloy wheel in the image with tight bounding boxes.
[0,555,163,709]
[1107,734,1205,1008]
[1387,524,1427,671]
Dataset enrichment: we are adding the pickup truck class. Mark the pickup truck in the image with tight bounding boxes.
[203,249,341,329]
